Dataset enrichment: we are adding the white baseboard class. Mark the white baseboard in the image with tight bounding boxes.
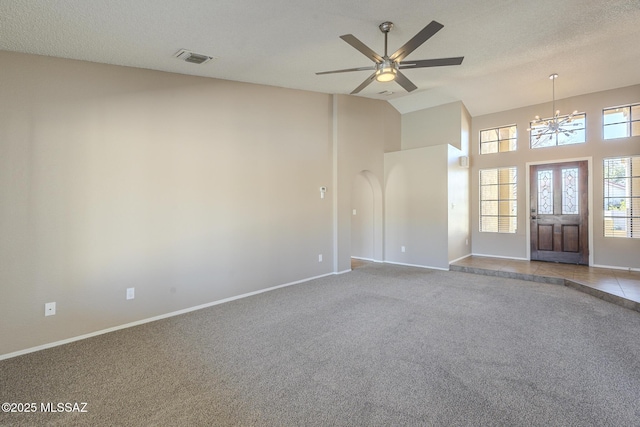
[351,256,384,263]
[384,260,449,271]
[0,271,338,361]
[449,254,472,264]
[591,264,640,272]
[471,252,529,261]
[470,254,638,271]
[469,255,638,272]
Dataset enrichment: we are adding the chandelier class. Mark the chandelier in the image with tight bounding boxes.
[528,74,580,146]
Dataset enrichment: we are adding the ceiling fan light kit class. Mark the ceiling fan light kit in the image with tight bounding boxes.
[317,20,464,94]
[376,59,397,82]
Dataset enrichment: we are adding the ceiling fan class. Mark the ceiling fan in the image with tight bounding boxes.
[317,21,464,94]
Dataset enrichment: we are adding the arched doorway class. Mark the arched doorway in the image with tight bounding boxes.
[351,170,383,267]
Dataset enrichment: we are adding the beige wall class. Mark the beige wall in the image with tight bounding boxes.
[401,101,466,150]
[384,146,450,269]
[351,172,375,260]
[449,104,472,262]
[335,95,401,272]
[388,102,471,269]
[5,48,636,358]
[471,85,640,268]
[0,51,400,356]
[448,144,470,262]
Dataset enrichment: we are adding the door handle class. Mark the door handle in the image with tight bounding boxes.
[531,216,537,220]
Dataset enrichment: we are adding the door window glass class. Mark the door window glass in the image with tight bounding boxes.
[562,167,579,214]
[537,170,553,214]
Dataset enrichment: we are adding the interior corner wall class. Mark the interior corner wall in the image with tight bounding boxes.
[460,103,471,155]
[0,51,335,356]
[335,95,401,272]
[401,101,464,150]
[384,146,449,269]
[449,103,472,261]
[448,145,470,262]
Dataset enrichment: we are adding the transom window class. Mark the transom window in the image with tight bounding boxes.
[529,113,586,148]
[603,103,640,139]
[480,125,517,154]
[604,156,640,238]
[479,167,517,233]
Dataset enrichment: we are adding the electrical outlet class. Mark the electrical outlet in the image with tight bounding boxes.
[126,287,135,300]
[401,246,406,253]
[318,254,323,262]
[45,302,56,316]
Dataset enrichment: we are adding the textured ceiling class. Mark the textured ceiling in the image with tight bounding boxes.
[1,0,639,116]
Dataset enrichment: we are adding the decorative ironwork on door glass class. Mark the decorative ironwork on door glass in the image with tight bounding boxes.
[562,167,579,214]
[537,170,553,214]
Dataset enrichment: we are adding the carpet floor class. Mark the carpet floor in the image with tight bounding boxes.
[1,263,639,426]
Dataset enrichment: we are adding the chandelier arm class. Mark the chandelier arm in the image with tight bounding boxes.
[557,116,579,126]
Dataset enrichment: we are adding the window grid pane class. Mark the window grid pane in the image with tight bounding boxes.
[604,123,629,140]
[603,156,640,238]
[603,107,629,125]
[631,104,640,136]
[481,141,498,154]
[603,103,640,139]
[480,125,517,154]
[480,167,517,233]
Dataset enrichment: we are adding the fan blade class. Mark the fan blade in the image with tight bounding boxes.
[390,21,444,62]
[340,34,384,63]
[351,73,377,94]
[399,57,464,69]
[394,71,418,92]
[316,66,376,75]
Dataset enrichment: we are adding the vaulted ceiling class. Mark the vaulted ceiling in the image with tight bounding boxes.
[2,0,639,116]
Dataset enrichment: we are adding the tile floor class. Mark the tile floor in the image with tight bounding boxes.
[451,256,640,312]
